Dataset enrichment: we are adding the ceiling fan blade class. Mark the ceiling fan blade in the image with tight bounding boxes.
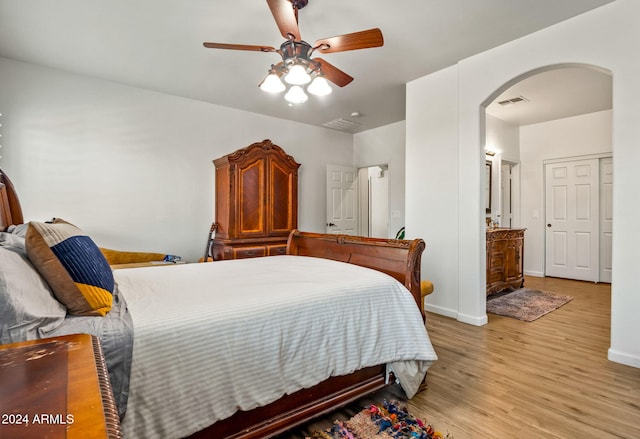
[267,0,301,41]
[203,42,277,53]
[313,28,384,54]
[313,58,353,87]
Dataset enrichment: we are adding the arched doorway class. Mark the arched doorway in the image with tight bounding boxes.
[481,63,613,290]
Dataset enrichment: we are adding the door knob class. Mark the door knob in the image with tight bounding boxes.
[326,222,336,227]
[547,224,552,228]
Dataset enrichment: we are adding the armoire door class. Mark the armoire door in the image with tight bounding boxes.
[237,156,266,239]
[268,157,297,237]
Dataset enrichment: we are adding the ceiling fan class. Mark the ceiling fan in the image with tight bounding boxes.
[203,0,384,104]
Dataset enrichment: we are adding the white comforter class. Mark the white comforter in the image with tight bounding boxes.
[116,255,437,439]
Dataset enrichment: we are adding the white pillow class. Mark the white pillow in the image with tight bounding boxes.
[0,231,26,256]
[0,247,67,345]
[7,223,28,237]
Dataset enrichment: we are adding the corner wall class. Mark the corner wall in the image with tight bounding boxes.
[406,0,640,367]
[406,65,461,320]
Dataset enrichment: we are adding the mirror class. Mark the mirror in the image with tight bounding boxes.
[485,160,492,214]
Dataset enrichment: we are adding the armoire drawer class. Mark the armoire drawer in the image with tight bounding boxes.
[233,246,267,259]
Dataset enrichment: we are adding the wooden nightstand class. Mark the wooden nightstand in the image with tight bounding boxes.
[0,334,121,439]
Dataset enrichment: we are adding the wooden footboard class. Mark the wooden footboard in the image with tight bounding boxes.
[192,365,388,439]
[189,230,426,439]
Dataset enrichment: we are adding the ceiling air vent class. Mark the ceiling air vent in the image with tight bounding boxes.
[497,95,529,106]
[322,117,362,133]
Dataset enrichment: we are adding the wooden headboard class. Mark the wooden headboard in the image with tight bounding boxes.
[287,230,426,315]
[0,169,24,231]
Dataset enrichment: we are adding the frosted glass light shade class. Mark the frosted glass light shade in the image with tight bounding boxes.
[284,64,311,85]
[284,85,308,104]
[307,76,332,96]
[259,73,285,93]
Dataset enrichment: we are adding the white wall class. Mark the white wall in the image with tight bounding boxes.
[353,121,405,239]
[520,110,612,277]
[406,0,640,367]
[406,66,461,319]
[0,57,354,261]
[486,114,520,164]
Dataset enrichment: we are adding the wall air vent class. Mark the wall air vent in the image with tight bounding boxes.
[322,117,362,133]
[497,95,529,106]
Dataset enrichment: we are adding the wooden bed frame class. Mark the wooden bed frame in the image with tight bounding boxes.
[0,168,426,439]
[0,169,24,231]
[190,232,425,438]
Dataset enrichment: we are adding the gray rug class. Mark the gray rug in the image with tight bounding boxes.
[487,288,573,321]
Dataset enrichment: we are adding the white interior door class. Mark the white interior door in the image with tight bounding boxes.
[501,162,513,228]
[326,165,358,235]
[599,157,613,283]
[368,166,389,238]
[545,158,599,281]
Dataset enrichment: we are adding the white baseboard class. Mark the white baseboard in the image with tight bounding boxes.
[424,303,457,319]
[425,304,488,326]
[524,270,544,277]
[608,348,640,368]
[457,312,488,326]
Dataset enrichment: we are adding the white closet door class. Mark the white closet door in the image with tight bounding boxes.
[599,157,613,283]
[545,159,599,281]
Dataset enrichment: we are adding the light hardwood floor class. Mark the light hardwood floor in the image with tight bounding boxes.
[285,276,640,438]
[409,276,640,438]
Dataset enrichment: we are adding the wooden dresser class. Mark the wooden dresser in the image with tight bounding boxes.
[486,228,526,295]
[0,334,121,439]
[211,139,300,260]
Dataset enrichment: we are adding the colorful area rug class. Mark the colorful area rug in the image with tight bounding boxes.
[306,400,451,439]
[486,288,573,321]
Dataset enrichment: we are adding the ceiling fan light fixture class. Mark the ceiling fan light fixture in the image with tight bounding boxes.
[204,2,384,107]
[284,85,308,104]
[284,63,311,85]
[259,72,286,93]
[307,76,332,96]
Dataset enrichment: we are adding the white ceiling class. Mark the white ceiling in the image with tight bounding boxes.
[486,66,612,126]
[0,0,615,132]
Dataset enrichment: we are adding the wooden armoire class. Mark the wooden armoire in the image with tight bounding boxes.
[210,139,300,260]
